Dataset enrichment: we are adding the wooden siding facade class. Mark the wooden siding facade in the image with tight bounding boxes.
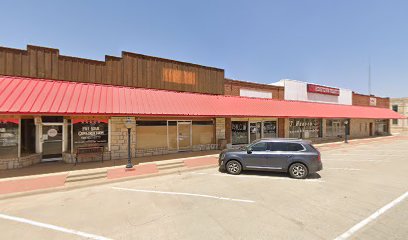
[0,45,225,95]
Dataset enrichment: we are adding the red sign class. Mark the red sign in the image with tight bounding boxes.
[307,84,340,96]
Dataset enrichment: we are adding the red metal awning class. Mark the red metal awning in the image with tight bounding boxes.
[0,76,405,119]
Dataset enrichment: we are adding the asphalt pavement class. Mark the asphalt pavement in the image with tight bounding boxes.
[0,138,407,240]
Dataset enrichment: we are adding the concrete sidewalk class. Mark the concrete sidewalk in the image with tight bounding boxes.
[0,135,404,199]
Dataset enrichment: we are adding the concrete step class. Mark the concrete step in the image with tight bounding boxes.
[66,171,107,183]
[156,161,184,170]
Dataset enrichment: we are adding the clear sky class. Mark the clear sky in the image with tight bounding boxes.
[1,0,407,97]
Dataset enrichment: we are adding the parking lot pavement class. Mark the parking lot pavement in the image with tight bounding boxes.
[0,138,408,240]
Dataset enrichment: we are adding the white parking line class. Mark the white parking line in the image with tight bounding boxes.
[325,168,362,171]
[112,187,255,203]
[324,159,389,162]
[0,213,112,240]
[334,190,408,240]
[327,153,407,157]
[190,172,324,182]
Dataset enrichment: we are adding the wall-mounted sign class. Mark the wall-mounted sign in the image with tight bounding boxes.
[73,119,108,146]
[370,97,377,106]
[47,128,58,137]
[307,84,340,96]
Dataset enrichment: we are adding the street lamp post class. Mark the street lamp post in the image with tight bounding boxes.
[344,120,349,144]
[125,117,133,169]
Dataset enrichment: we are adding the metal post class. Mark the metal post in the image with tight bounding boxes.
[126,127,133,168]
[344,121,349,144]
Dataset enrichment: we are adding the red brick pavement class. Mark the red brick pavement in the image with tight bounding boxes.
[0,174,67,195]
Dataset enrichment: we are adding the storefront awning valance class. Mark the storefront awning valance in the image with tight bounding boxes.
[0,76,405,119]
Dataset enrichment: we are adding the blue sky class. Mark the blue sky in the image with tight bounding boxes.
[1,0,407,97]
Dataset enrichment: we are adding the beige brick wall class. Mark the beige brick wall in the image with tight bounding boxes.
[0,154,41,170]
[215,118,226,143]
[110,117,137,160]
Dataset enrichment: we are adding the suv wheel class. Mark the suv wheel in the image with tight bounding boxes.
[226,160,242,175]
[289,163,308,179]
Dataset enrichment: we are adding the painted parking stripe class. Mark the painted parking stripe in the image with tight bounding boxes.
[334,190,408,240]
[112,187,255,203]
[326,168,362,171]
[190,172,324,182]
[324,159,389,162]
[327,153,407,157]
[0,213,112,240]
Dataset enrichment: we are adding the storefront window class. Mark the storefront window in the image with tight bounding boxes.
[0,119,19,159]
[375,119,388,136]
[136,121,168,150]
[232,121,249,145]
[263,121,277,138]
[326,119,346,138]
[192,121,214,145]
[289,118,322,139]
[73,119,109,151]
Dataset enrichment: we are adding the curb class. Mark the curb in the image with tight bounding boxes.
[0,163,218,200]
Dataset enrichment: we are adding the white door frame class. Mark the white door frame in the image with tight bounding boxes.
[41,122,64,161]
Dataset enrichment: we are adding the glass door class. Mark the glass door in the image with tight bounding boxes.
[249,122,262,143]
[42,125,63,161]
[263,121,277,138]
[178,121,192,151]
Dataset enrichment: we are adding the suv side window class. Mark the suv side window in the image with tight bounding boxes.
[251,142,267,151]
[286,143,304,151]
[267,142,287,151]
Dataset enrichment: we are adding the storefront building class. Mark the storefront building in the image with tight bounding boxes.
[390,98,408,133]
[0,45,404,170]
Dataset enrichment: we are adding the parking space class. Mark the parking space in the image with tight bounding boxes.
[0,138,407,239]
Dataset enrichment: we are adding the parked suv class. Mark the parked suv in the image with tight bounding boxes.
[219,139,322,179]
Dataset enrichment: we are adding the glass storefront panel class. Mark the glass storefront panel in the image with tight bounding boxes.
[73,120,109,151]
[0,119,19,159]
[326,119,346,138]
[192,121,214,145]
[249,122,262,143]
[232,121,249,145]
[263,121,277,138]
[42,125,63,159]
[136,121,168,150]
[289,118,322,139]
[375,119,388,135]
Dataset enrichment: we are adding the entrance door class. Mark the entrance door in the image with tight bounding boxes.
[249,122,262,143]
[178,121,192,151]
[42,125,63,161]
[369,123,373,136]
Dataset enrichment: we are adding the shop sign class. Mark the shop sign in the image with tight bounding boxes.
[73,119,108,145]
[307,84,340,96]
[370,97,377,106]
[0,119,19,147]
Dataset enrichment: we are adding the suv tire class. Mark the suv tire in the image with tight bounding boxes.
[226,160,242,175]
[289,163,308,179]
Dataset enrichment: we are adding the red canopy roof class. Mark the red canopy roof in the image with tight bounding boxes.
[0,76,404,119]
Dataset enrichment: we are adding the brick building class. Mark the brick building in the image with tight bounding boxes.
[0,45,403,170]
[390,98,408,133]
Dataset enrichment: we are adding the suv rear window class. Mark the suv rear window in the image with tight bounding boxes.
[267,142,304,152]
[286,143,304,151]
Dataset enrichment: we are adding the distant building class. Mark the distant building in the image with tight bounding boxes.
[390,98,408,133]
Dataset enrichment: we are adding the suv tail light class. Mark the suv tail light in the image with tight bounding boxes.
[317,152,321,161]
